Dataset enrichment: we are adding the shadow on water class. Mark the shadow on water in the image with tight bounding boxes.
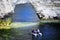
[38,23,60,40]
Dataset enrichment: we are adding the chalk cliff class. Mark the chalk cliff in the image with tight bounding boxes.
[0,0,60,19]
[0,0,28,18]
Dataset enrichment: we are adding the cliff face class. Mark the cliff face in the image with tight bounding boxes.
[0,0,28,18]
[0,0,60,19]
[30,0,60,19]
[0,0,13,18]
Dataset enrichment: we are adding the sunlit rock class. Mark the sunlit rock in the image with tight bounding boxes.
[30,0,60,19]
[0,0,60,19]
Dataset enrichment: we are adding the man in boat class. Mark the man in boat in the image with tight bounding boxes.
[32,29,42,40]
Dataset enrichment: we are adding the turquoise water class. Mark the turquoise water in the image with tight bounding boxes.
[13,3,39,22]
[0,23,60,40]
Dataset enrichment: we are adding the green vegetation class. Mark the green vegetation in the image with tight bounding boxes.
[0,17,12,29]
[40,19,60,23]
[38,19,60,27]
[0,17,12,40]
[0,29,11,40]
